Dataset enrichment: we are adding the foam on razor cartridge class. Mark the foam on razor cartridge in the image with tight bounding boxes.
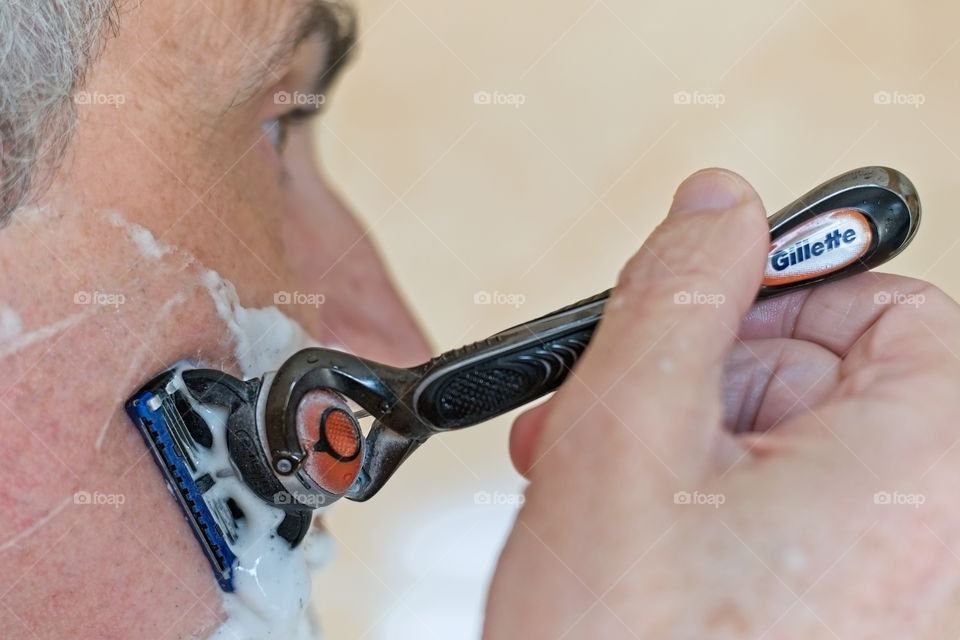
[125,368,240,591]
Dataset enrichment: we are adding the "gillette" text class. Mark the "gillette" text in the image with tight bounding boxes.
[771,227,859,272]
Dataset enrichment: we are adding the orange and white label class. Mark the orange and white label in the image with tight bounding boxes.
[763,208,872,286]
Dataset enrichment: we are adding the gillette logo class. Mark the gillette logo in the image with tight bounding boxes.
[763,209,873,287]
[770,227,859,272]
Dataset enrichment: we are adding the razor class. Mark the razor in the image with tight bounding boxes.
[125,166,921,591]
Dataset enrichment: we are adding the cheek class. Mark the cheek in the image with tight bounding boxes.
[85,116,297,312]
[164,145,294,307]
[0,208,253,499]
[0,211,254,639]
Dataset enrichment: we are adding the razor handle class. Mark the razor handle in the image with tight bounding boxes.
[412,167,920,431]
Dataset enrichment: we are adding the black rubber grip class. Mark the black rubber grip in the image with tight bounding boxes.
[413,291,607,430]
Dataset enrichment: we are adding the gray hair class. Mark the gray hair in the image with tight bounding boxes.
[0,1,118,224]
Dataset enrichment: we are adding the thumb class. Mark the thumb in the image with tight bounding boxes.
[528,169,769,477]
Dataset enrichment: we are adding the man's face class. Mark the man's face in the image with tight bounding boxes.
[69,0,428,364]
[0,1,428,637]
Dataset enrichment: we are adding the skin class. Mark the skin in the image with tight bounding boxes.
[3,2,960,639]
[486,170,960,638]
[0,1,430,638]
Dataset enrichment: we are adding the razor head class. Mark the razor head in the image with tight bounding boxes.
[125,366,314,592]
[125,368,239,591]
[126,345,451,590]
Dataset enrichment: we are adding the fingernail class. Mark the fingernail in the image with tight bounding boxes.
[670,169,746,214]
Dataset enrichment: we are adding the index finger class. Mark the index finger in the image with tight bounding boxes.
[741,272,960,371]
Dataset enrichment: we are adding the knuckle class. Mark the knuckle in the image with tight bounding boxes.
[909,281,952,308]
[873,275,942,302]
[857,279,960,370]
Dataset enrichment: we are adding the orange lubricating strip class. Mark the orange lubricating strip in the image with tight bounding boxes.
[295,389,364,497]
[322,409,361,459]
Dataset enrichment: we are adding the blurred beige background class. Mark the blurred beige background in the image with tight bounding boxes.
[312,0,960,637]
